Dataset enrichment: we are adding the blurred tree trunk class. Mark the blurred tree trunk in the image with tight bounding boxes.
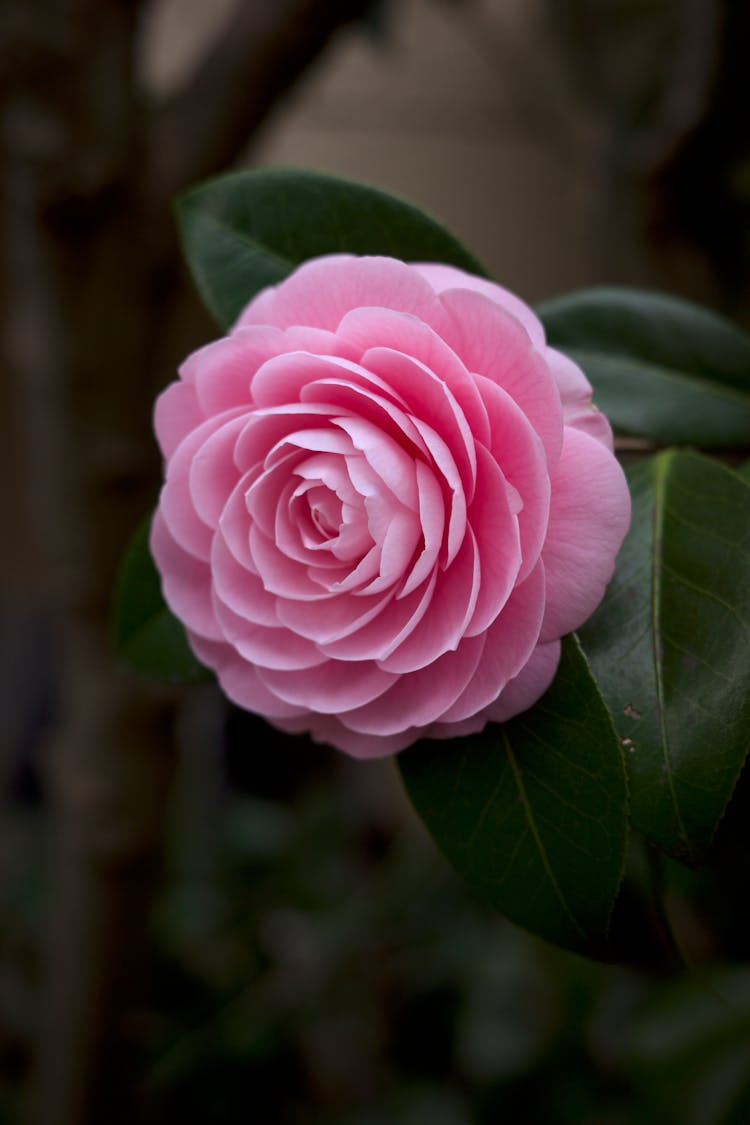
[0,2,371,1122]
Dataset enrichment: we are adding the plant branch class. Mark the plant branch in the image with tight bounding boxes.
[144,0,370,204]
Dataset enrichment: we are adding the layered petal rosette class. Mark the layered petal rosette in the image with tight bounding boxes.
[152,255,630,757]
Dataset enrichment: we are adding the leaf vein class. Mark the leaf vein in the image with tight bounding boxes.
[502,731,589,941]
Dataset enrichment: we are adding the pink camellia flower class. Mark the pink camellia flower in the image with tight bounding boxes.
[152,255,630,757]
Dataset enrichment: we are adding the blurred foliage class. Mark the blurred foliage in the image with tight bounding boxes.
[6,694,750,1123]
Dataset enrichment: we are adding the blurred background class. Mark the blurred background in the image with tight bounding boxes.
[2,1,750,1122]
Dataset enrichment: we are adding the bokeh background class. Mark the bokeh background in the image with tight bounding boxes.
[2,1,750,1122]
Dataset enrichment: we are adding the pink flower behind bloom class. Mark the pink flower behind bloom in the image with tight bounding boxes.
[152,255,630,757]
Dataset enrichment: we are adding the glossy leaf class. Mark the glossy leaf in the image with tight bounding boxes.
[399,636,628,957]
[537,287,750,446]
[114,516,210,682]
[176,168,487,329]
[579,452,750,863]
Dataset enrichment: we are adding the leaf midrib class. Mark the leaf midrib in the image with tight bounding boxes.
[502,729,589,942]
[186,204,295,273]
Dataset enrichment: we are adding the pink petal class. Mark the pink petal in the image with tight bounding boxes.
[250,352,374,410]
[413,262,546,348]
[361,347,477,499]
[300,377,429,460]
[232,283,278,329]
[233,403,342,473]
[244,449,302,540]
[236,254,448,333]
[464,443,522,636]
[212,597,327,671]
[545,347,613,450]
[211,531,279,626]
[401,461,444,597]
[438,288,564,467]
[248,523,334,602]
[258,656,398,713]
[190,635,309,720]
[160,408,247,560]
[218,473,262,572]
[282,324,360,360]
[438,561,546,721]
[545,346,593,404]
[318,571,437,661]
[474,373,551,582]
[409,417,467,567]
[274,712,418,759]
[293,448,358,497]
[560,400,614,449]
[340,634,486,734]
[154,380,205,460]
[334,415,420,510]
[337,306,491,446]
[328,541,383,593]
[149,511,222,641]
[188,414,248,527]
[279,479,368,569]
[275,582,394,644]
[189,328,284,414]
[376,507,422,586]
[483,639,561,723]
[419,711,488,744]
[378,529,480,672]
[540,427,630,642]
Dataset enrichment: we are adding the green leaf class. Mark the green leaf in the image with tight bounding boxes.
[578,451,750,863]
[113,516,210,682]
[537,287,750,447]
[398,635,628,957]
[176,168,488,330]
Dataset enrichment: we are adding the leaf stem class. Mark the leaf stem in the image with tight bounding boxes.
[644,844,690,972]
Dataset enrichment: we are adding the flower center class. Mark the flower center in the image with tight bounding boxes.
[307,486,341,541]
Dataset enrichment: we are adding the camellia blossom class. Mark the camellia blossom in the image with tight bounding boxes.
[152,255,630,757]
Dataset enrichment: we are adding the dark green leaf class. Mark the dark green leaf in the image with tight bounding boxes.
[399,636,628,957]
[113,516,210,682]
[579,451,750,863]
[537,287,750,447]
[176,168,487,329]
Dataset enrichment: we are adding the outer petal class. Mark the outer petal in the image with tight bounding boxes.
[413,262,546,348]
[237,255,449,335]
[340,634,486,735]
[160,408,247,560]
[190,635,309,720]
[188,329,285,414]
[481,639,561,724]
[438,561,546,722]
[438,288,564,468]
[545,347,613,450]
[154,381,205,460]
[540,427,630,642]
[150,511,222,641]
[257,657,398,714]
[472,376,549,584]
[274,712,419,759]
